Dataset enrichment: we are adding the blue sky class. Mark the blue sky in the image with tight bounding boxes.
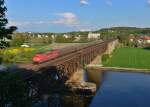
[5,0,150,32]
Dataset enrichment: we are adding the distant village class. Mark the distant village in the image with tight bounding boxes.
[12,32,101,40]
[129,34,150,47]
[11,32,101,47]
[10,31,150,48]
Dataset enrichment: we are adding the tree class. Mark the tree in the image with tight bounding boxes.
[0,0,17,48]
[0,72,32,107]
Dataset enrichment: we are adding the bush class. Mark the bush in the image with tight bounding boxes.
[0,49,3,64]
[10,38,25,47]
[0,57,2,64]
[0,72,32,107]
[1,47,36,63]
[55,36,74,43]
[102,54,110,64]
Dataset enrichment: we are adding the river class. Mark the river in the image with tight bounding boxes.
[90,71,150,107]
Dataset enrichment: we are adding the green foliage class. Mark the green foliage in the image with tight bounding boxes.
[0,57,2,64]
[10,33,91,44]
[55,35,74,43]
[103,47,150,69]
[29,37,52,46]
[10,34,27,47]
[10,33,53,47]
[0,72,32,107]
[102,54,110,64]
[0,0,17,48]
[1,47,37,63]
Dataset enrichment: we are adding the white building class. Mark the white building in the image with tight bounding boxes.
[37,34,42,38]
[45,35,48,38]
[143,36,150,43]
[88,32,100,39]
[147,39,150,43]
[63,34,69,38]
[74,35,81,42]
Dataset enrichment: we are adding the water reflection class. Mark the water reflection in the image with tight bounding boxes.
[48,94,94,107]
[31,69,95,107]
[90,71,150,107]
[86,68,103,88]
[32,93,94,107]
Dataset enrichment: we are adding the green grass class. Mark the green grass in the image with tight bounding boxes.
[103,47,150,69]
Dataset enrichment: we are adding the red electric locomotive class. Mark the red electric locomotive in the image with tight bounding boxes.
[32,49,60,64]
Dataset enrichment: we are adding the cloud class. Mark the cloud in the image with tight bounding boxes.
[106,0,112,7]
[8,12,81,29]
[80,28,91,32]
[7,20,49,28]
[80,0,89,5]
[8,13,89,31]
[52,12,79,26]
[7,21,30,28]
[148,0,150,5]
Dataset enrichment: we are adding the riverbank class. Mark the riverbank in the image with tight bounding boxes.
[101,66,150,73]
[87,65,150,74]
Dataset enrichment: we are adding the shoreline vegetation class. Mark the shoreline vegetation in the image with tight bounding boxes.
[102,67,150,73]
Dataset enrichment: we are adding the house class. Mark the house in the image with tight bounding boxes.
[134,36,150,44]
[63,34,70,39]
[45,35,48,38]
[88,32,100,39]
[37,34,42,38]
[74,35,81,42]
[143,36,150,44]
[51,35,55,39]
[128,34,135,42]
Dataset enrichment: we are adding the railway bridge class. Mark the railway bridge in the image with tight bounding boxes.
[17,38,118,96]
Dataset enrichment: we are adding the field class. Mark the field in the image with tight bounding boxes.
[103,47,150,69]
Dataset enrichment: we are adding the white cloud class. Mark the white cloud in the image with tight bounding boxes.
[80,28,91,32]
[8,13,80,29]
[106,0,112,7]
[7,20,49,28]
[148,0,150,5]
[52,12,79,26]
[8,13,89,30]
[8,21,30,27]
[80,0,89,5]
